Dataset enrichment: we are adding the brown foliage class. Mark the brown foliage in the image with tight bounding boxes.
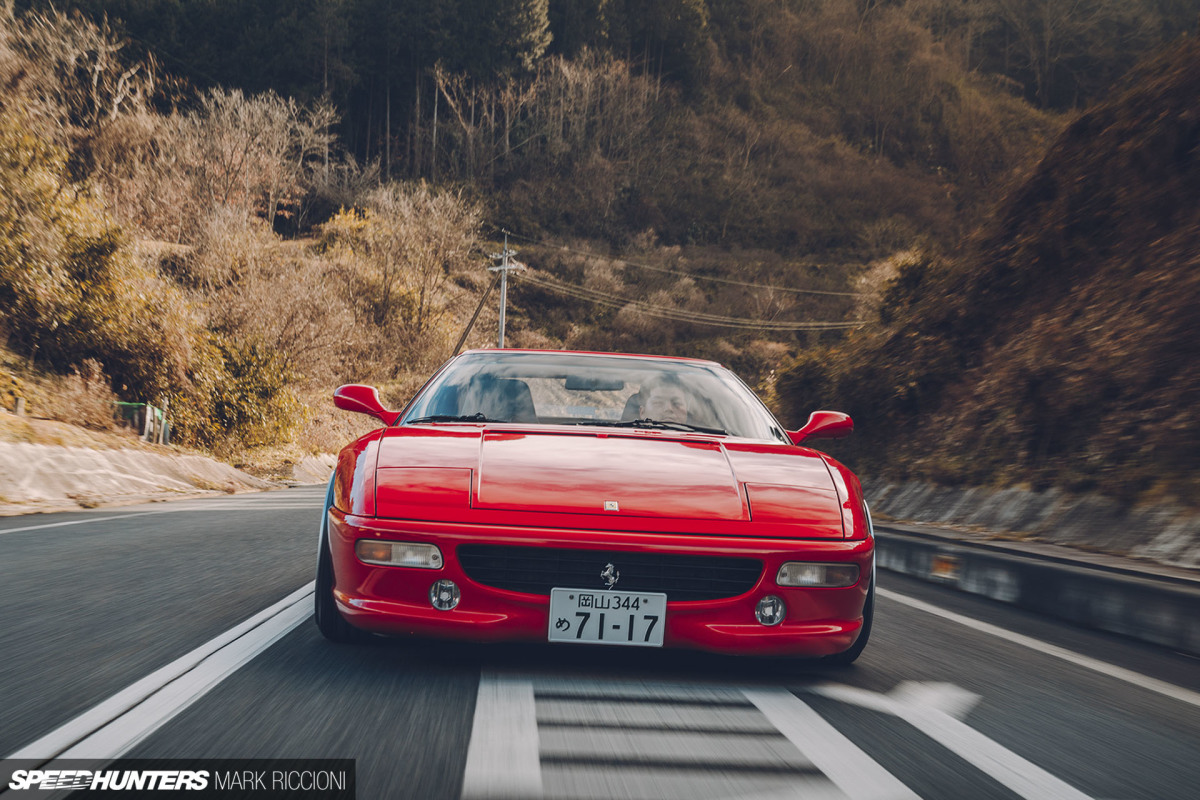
[319,182,483,378]
[187,208,360,386]
[777,37,1200,505]
[35,359,118,431]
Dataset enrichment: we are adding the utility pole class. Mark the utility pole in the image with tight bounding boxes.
[451,273,499,356]
[488,232,523,348]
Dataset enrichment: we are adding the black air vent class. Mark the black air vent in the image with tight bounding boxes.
[457,545,762,601]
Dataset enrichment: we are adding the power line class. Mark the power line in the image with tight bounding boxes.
[496,228,865,298]
[518,271,864,332]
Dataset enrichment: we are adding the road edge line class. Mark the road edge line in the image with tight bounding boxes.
[5,582,315,762]
[879,587,1200,709]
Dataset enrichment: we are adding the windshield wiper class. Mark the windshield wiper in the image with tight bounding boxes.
[573,418,727,436]
[406,413,505,424]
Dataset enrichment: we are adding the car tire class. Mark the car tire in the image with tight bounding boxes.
[822,569,874,666]
[314,480,367,644]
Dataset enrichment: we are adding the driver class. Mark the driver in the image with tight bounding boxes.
[638,373,689,424]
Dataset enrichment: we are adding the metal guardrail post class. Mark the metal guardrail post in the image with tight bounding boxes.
[114,401,168,444]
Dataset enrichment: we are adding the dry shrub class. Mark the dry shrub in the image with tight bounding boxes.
[2,4,159,152]
[854,249,922,322]
[0,89,196,408]
[0,369,21,413]
[319,182,482,378]
[185,205,276,289]
[187,207,363,386]
[175,88,337,231]
[298,153,380,232]
[296,398,377,456]
[36,360,119,431]
[88,107,185,236]
[612,305,657,338]
[84,86,339,242]
[582,258,622,295]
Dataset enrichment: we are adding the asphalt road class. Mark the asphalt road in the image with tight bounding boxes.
[1,487,1198,799]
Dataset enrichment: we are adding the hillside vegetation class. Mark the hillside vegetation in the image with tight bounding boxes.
[0,1,1195,508]
[0,5,485,455]
[777,37,1200,505]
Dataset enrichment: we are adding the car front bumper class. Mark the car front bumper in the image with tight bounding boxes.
[327,509,873,658]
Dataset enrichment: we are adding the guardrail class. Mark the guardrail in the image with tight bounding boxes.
[114,401,171,444]
[875,525,1200,657]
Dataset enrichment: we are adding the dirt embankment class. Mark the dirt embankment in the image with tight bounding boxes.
[0,412,280,515]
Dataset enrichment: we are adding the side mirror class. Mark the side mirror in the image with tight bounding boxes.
[788,411,853,445]
[334,384,395,423]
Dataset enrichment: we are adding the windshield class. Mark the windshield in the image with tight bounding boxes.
[402,351,789,442]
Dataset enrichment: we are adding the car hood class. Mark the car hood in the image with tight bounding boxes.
[373,426,844,534]
[475,431,745,519]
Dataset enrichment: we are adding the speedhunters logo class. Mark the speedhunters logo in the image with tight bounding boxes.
[2,760,354,798]
[9,770,209,791]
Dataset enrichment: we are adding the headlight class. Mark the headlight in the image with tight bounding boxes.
[355,539,444,569]
[776,562,859,588]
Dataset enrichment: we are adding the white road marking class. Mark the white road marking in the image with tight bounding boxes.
[810,683,1096,800]
[730,792,848,800]
[879,587,1200,709]
[164,504,325,511]
[466,674,1115,800]
[887,681,980,720]
[0,509,185,535]
[5,583,314,762]
[461,673,543,800]
[0,498,323,535]
[744,688,919,800]
[492,676,848,800]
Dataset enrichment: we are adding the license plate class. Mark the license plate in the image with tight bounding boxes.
[548,588,667,647]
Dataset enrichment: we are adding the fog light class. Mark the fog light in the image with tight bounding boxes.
[356,539,443,569]
[776,562,859,588]
[430,580,460,610]
[755,595,785,626]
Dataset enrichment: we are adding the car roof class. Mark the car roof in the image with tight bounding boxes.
[457,348,725,368]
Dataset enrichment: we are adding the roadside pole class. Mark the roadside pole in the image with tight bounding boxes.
[488,232,524,348]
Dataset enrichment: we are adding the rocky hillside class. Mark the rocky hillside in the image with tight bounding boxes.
[777,37,1200,506]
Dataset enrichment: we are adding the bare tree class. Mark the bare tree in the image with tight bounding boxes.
[422,51,659,183]
[8,3,157,138]
[319,182,482,374]
[985,0,1157,107]
[177,88,339,232]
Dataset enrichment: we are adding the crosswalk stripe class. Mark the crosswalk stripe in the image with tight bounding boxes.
[744,688,919,800]
[811,684,1096,800]
[463,674,920,800]
[461,673,543,800]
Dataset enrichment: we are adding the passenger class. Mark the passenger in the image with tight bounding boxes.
[638,373,690,424]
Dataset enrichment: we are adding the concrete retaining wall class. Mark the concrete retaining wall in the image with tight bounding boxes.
[864,479,1200,569]
[0,441,274,514]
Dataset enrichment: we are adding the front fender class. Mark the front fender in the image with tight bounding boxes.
[334,429,384,517]
[818,453,870,541]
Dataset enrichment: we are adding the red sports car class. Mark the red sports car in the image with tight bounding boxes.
[315,349,874,663]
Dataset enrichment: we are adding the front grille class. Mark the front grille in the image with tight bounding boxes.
[457,544,763,601]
